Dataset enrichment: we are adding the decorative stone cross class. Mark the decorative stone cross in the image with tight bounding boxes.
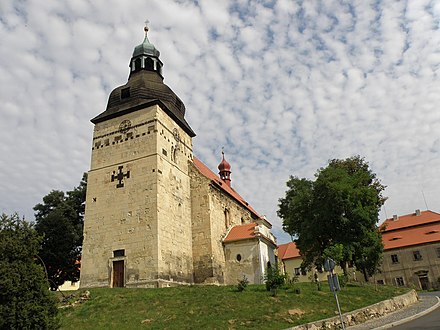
[111,165,130,188]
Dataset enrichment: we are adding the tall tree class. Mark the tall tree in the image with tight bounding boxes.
[34,174,87,290]
[278,156,385,281]
[0,213,58,329]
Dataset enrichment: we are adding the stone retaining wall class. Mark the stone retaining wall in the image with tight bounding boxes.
[286,289,418,330]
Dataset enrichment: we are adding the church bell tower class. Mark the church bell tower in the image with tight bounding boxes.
[80,24,196,288]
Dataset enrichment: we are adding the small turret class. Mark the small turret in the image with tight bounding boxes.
[218,150,231,186]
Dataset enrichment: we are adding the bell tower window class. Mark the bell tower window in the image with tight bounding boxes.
[135,58,141,70]
[145,58,154,70]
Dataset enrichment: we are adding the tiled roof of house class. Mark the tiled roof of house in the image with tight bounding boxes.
[380,210,440,232]
[192,156,260,219]
[382,222,440,250]
[223,223,257,242]
[277,242,301,260]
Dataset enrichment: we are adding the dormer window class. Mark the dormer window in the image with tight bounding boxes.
[121,88,130,99]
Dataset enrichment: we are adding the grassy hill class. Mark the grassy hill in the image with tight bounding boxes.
[58,283,408,329]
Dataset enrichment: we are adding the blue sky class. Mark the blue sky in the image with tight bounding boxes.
[1,0,440,243]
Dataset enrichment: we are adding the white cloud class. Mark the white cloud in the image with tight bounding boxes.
[1,0,440,243]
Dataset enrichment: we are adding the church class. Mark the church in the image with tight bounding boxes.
[80,25,277,288]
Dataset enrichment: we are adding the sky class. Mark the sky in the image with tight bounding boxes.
[1,0,440,244]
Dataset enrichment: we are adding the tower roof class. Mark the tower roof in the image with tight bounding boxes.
[132,24,160,58]
[218,151,231,172]
[91,24,195,137]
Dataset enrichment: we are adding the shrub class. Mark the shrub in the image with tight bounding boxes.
[237,275,249,292]
[264,265,287,296]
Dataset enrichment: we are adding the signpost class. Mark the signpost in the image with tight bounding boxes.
[324,258,345,330]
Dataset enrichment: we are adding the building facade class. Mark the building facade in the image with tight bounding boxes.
[80,25,276,288]
[376,210,440,290]
[278,210,440,290]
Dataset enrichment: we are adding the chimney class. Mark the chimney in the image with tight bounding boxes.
[415,209,421,216]
[392,215,398,221]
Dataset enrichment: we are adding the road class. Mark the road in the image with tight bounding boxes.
[392,291,440,330]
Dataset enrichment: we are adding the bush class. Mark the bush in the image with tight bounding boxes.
[264,266,287,296]
[237,275,249,292]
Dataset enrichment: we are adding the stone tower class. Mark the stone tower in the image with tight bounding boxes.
[80,24,196,288]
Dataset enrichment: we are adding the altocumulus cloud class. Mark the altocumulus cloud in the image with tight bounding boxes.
[1,0,440,242]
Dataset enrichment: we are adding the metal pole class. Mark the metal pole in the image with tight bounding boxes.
[333,291,345,330]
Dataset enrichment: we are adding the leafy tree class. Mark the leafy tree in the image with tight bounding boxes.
[278,156,385,281]
[0,213,59,329]
[34,174,87,290]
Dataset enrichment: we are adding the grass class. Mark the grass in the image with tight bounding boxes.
[58,282,409,329]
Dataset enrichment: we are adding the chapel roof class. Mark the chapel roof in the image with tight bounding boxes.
[223,223,257,242]
[277,242,301,260]
[192,156,261,219]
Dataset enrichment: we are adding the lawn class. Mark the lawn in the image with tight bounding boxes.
[58,282,409,329]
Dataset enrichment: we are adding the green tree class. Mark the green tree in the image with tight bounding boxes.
[278,156,385,281]
[0,213,58,329]
[34,174,87,290]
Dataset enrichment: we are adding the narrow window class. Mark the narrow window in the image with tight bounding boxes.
[413,251,422,261]
[391,254,399,264]
[145,58,154,70]
[294,268,301,276]
[224,209,230,228]
[135,58,141,70]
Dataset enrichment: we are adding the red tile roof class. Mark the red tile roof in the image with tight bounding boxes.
[382,222,440,250]
[278,242,301,260]
[192,156,261,219]
[380,210,440,232]
[223,223,257,242]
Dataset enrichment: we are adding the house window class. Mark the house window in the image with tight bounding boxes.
[436,247,440,258]
[294,268,301,276]
[413,251,423,261]
[391,254,399,264]
[377,279,385,285]
[301,268,307,276]
[395,277,405,286]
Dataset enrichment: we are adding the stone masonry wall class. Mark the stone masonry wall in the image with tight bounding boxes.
[81,104,194,288]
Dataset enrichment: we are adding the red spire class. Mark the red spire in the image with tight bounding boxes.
[218,150,231,186]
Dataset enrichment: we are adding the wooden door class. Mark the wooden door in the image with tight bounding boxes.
[113,260,124,288]
[419,276,429,290]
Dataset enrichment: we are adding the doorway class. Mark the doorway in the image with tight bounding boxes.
[419,275,429,290]
[113,260,124,288]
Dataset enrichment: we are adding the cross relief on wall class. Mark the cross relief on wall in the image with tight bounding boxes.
[111,165,130,188]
